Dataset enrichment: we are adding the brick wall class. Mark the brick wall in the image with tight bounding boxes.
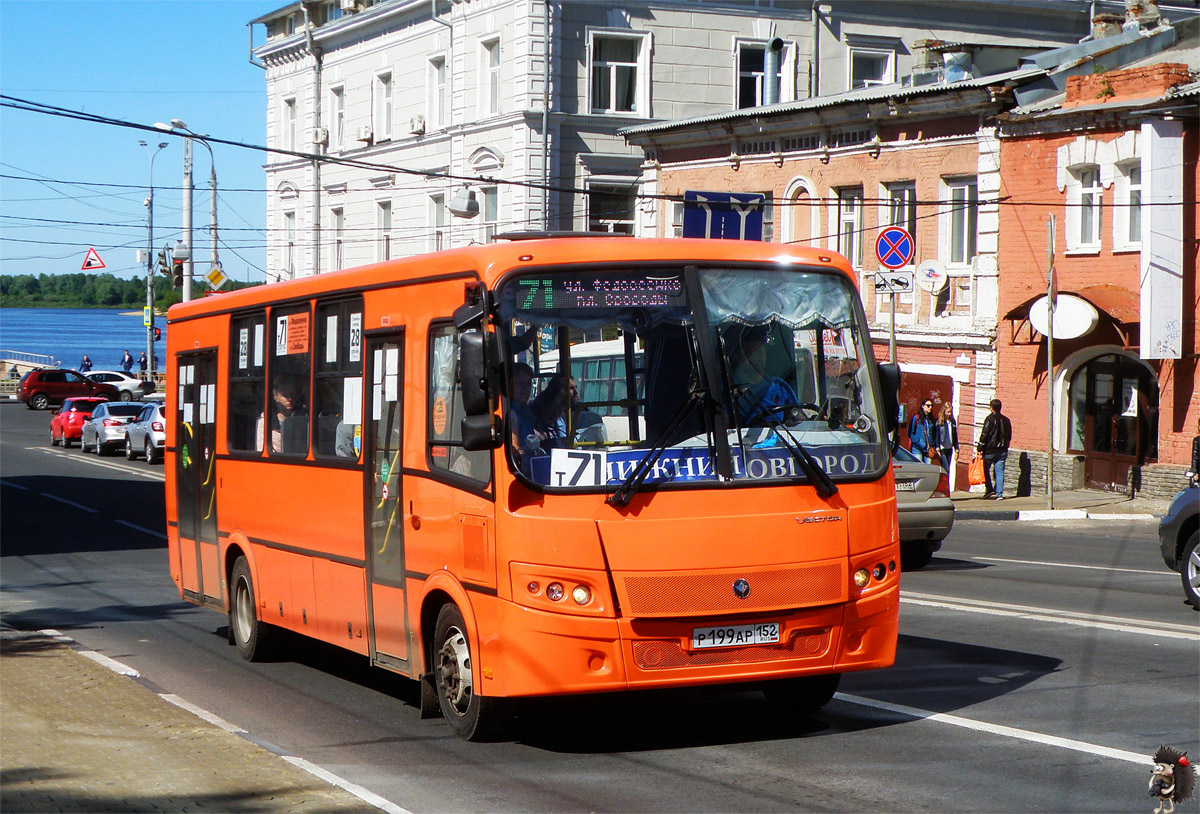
[1063,63,1191,109]
[1004,449,1189,500]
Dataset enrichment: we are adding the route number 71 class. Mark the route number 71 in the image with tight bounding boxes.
[549,448,607,487]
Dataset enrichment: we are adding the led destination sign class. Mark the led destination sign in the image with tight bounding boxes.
[515,273,687,311]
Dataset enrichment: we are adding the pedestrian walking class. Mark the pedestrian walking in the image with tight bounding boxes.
[137,352,148,376]
[936,402,958,474]
[78,355,93,373]
[907,398,937,464]
[120,350,134,373]
[976,398,1012,499]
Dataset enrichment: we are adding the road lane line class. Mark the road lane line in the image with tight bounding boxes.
[971,556,1170,576]
[1,480,30,490]
[38,492,98,513]
[901,593,1199,640]
[114,519,168,539]
[160,694,246,733]
[281,756,414,814]
[24,446,165,481]
[835,693,1150,766]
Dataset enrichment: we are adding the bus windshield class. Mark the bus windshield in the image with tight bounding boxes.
[497,265,889,491]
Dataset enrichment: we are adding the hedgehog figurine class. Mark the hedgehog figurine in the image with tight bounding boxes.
[1149,745,1195,814]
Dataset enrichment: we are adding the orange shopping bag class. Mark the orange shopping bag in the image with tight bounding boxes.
[968,453,985,486]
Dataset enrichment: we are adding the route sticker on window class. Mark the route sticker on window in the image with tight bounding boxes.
[549,448,607,487]
[432,396,448,436]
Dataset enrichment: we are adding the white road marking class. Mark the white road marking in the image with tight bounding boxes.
[902,592,1199,640]
[39,492,98,513]
[114,519,168,539]
[78,650,140,677]
[25,446,164,481]
[1,480,30,490]
[281,756,415,814]
[835,693,1150,766]
[972,556,1170,577]
[159,694,246,733]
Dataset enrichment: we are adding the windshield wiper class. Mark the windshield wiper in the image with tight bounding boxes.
[607,386,704,507]
[748,406,839,500]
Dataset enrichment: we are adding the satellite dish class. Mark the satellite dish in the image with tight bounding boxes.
[448,186,479,219]
[1028,294,1099,340]
[915,259,948,293]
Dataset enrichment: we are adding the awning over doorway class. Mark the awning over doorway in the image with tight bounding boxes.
[1004,284,1140,346]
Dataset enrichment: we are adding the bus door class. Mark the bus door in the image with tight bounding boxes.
[365,333,410,668]
[175,351,221,607]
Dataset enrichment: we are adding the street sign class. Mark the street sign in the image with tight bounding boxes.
[682,191,766,240]
[143,306,152,327]
[875,227,914,270]
[874,270,914,294]
[82,247,106,270]
[915,259,948,293]
[206,265,229,290]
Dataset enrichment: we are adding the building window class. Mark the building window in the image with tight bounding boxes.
[737,44,771,108]
[377,200,392,261]
[671,201,684,238]
[430,194,446,251]
[283,211,296,279]
[837,187,862,267]
[331,207,344,270]
[945,177,978,266]
[935,275,972,316]
[330,86,345,150]
[481,186,498,243]
[283,97,297,152]
[587,183,637,234]
[481,38,500,116]
[886,182,917,257]
[1127,164,1141,244]
[1115,161,1141,249]
[375,72,393,141]
[429,56,447,128]
[849,48,894,89]
[589,32,647,114]
[1078,166,1101,247]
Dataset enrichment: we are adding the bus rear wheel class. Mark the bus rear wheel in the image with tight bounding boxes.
[229,557,276,661]
[762,673,842,715]
[433,604,507,741]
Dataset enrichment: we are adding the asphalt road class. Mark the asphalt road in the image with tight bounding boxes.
[2,401,1196,812]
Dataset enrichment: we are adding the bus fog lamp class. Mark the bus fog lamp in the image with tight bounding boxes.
[546,582,565,602]
[853,569,870,588]
[872,564,886,581]
[571,585,591,605]
[527,581,540,595]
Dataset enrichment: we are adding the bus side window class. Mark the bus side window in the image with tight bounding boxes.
[428,323,491,484]
[314,299,364,459]
[229,313,266,453]
[267,305,312,457]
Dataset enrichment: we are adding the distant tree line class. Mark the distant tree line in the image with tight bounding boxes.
[0,273,261,309]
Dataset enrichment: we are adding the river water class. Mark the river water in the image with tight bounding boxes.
[0,308,164,371]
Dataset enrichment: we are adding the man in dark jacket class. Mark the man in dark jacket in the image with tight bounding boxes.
[976,398,1012,499]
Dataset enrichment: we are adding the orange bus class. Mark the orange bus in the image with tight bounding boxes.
[165,236,902,739]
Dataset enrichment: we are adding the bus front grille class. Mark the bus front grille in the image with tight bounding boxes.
[618,562,845,617]
[631,629,831,670]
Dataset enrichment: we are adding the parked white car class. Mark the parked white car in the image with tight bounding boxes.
[124,402,166,464]
[86,370,154,402]
[80,401,145,455]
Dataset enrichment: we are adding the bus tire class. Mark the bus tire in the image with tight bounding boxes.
[761,673,841,715]
[229,557,276,661]
[433,604,507,741]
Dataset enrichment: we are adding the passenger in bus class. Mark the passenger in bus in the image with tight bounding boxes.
[568,377,607,445]
[257,381,307,454]
[726,325,799,427]
[528,373,570,451]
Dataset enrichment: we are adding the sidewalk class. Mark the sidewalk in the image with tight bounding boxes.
[950,487,1172,521]
[0,627,381,813]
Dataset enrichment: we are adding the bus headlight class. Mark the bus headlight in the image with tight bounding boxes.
[571,585,591,605]
[853,569,871,588]
[546,582,565,602]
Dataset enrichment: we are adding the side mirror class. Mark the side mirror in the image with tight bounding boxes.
[876,362,900,432]
[461,414,500,451]
[459,329,500,416]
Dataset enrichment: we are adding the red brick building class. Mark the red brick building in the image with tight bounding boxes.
[996,44,1198,497]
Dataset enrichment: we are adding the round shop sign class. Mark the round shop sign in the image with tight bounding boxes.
[1029,294,1100,340]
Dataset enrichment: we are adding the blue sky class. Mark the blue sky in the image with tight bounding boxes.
[1,0,276,283]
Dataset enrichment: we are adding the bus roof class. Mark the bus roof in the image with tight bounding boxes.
[166,238,855,324]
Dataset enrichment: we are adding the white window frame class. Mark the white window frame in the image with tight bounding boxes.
[834,187,863,268]
[1077,165,1102,249]
[374,71,393,142]
[430,193,446,251]
[941,176,978,268]
[377,199,392,261]
[734,38,797,108]
[282,97,297,152]
[329,85,345,151]
[480,37,501,117]
[848,47,895,90]
[480,186,499,243]
[1113,159,1142,251]
[587,30,651,116]
[429,55,447,129]
[283,210,297,279]
[331,206,344,270]
[586,180,638,235]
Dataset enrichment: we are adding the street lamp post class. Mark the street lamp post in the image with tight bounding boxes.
[155,119,219,302]
[139,140,168,381]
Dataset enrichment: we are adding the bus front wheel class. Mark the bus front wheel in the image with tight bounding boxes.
[230,557,275,661]
[762,673,841,715]
[433,604,506,741]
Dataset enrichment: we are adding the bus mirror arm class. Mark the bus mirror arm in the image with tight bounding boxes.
[876,362,901,433]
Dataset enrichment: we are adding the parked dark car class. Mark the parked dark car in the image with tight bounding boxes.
[18,368,120,410]
[49,397,109,448]
[1158,484,1198,610]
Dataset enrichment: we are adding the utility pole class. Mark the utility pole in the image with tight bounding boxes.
[182,135,194,302]
[139,141,168,381]
[1046,214,1056,509]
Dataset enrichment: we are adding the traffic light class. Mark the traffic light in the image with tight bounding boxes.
[171,258,184,289]
[154,327,162,341]
[157,249,169,277]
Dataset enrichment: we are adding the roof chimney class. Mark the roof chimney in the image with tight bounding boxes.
[1125,0,1161,29]
[1092,13,1124,39]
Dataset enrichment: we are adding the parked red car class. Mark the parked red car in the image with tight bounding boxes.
[50,397,109,448]
[18,368,120,410]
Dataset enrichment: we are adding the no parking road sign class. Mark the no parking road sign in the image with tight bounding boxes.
[875,226,914,270]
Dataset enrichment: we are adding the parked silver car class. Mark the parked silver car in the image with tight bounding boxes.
[80,401,145,455]
[86,370,154,402]
[124,402,166,464]
[1158,483,1198,610]
[893,444,955,570]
